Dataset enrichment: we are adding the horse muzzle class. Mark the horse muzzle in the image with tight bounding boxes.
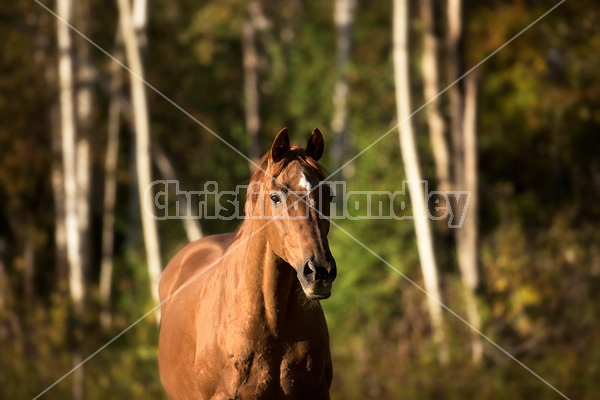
[297,256,337,300]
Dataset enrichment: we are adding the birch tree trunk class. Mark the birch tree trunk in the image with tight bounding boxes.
[132,0,148,51]
[419,0,450,193]
[447,0,484,363]
[126,0,144,255]
[57,0,85,397]
[126,132,141,250]
[117,0,163,316]
[50,102,68,283]
[393,0,448,363]
[57,0,84,317]
[153,145,204,242]
[243,2,262,168]
[458,74,483,362]
[330,0,356,179]
[446,0,464,185]
[46,40,68,287]
[100,32,124,329]
[75,0,93,280]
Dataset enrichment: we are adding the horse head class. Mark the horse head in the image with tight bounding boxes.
[246,128,337,300]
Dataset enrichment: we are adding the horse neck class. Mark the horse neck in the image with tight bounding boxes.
[231,218,300,335]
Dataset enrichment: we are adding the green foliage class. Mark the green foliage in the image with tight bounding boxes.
[1,0,600,398]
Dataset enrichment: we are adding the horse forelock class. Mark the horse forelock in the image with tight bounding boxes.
[244,146,327,216]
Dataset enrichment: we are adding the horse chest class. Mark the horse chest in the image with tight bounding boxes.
[220,339,322,398]
[278,341,317,394]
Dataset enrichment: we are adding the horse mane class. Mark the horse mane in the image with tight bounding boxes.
[250,146,327,186]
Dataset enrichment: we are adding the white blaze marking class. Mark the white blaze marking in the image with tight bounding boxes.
[298,173,316,206]
[299,173,312,191]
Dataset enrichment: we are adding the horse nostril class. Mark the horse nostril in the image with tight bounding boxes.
[303,259,336,283]
[303,261,316,279]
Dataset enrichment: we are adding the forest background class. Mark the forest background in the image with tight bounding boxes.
[1,0,599,399]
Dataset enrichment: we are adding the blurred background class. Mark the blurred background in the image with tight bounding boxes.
[1,0,600,398]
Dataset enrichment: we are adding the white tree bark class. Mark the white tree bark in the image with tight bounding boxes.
[75,0,93,279]
[419,0,450,193]
[100,32,124,328]
[57,0,84,316]
[117,0,163,315]
[330,0,356,178]
[243,2,262,167]
[447,0,464,184]
[50,102,68,281]
[458,74,483,362]
[57,0,85,397]
[447,0,484,363]
[393,0,448,363]
[132,0,148,50]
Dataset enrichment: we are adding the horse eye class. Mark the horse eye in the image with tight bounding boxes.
[270,193,281,204]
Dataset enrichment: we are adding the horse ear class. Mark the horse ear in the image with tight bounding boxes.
[306,128,324,161]
[270,127,290,162]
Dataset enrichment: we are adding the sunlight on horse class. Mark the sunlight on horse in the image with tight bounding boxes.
[158,128,337,399]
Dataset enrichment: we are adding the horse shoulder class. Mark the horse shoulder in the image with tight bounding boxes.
[158,232,236,399]
[159,232,235,303]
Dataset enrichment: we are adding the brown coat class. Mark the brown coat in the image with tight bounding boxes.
[158,129,336,399]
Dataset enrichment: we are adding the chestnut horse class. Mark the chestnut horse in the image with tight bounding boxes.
[158,128,337,399]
